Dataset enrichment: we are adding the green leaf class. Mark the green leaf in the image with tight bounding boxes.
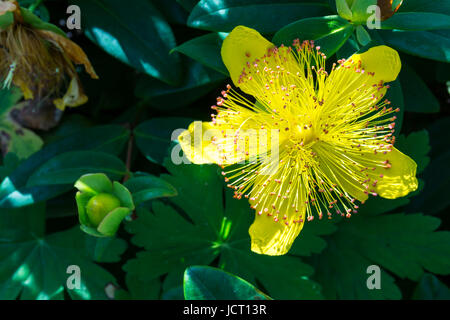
[396,130,430,174]
[176,0,199,12]
[312,213,450,299]
[0,11,14,29]
[381,13,450,31]
[410,151,450,215]
[184,266,271,300]
[0,125,129,208]
[380,29,450,62]
[385,79,404,136]
[400,64,440,113]
[26,151,126,187]
[172,33,229,75]
[112,181,135,210]
[272,16,354,57]
[399,0,450,15]
[124,175,177,206]
[75,173,113,196]
[134,117,193,165]
[135,59,226,110]
[187,0,332,34]
[0,88,43,160]
[19,8,66,37]
[356,25,371,46]
[0,205,127,299]
[0,153,19,181]
[124,159,328,299]
[97,207,132,236]
[76,0,182,85]
[412,273,450,300]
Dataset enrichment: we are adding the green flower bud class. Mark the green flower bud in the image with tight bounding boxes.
[336,0,377,24]
[74,173,135,237]
[86,193,121,226]
[336,0,402,24]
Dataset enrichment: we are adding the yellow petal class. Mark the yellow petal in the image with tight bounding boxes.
[178,121,221,164]
[178,107,277,165]
[221,26,273,87]
[53,77,88,111]
[249,208,305,256]
[348,45,401,84]
[366,147,418,199]
[37,29,99,79]
[248,160,307,256]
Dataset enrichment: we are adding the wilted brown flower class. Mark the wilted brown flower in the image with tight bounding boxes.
[0,0,98,111]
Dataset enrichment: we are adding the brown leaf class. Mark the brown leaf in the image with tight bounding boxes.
[378,0,403,21]
[37,29,99,79]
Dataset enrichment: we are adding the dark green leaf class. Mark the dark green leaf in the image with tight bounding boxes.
[0,205,126,299]
[134,117,193,165]
[188,0,332,34]
[272,16,354,57]
[184,266,271,300]
[135,60,226,110]
[172,33,229,75]
[0,125,129,208]
[412,273,450,300]
[312,213,450,299]
[400,64,440,113]
[124,175,178,206]
[27,151,126,187]
[76,0,182,85]
[381,13,450,31]
[380,30,450,62]
[399,0,450,15]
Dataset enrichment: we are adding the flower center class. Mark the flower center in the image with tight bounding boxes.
[294,123,315,145]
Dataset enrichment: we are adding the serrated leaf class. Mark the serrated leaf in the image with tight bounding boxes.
[312,212,450,299]
[187,0,332,34]
[76,0,181,85]
[272,15,354,57]
[0,205,127,300]
[184,266,271,300]
[124,159,329,299]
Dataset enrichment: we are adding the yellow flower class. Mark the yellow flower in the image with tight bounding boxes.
[178,26,418,256]
[0,0,98,110]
